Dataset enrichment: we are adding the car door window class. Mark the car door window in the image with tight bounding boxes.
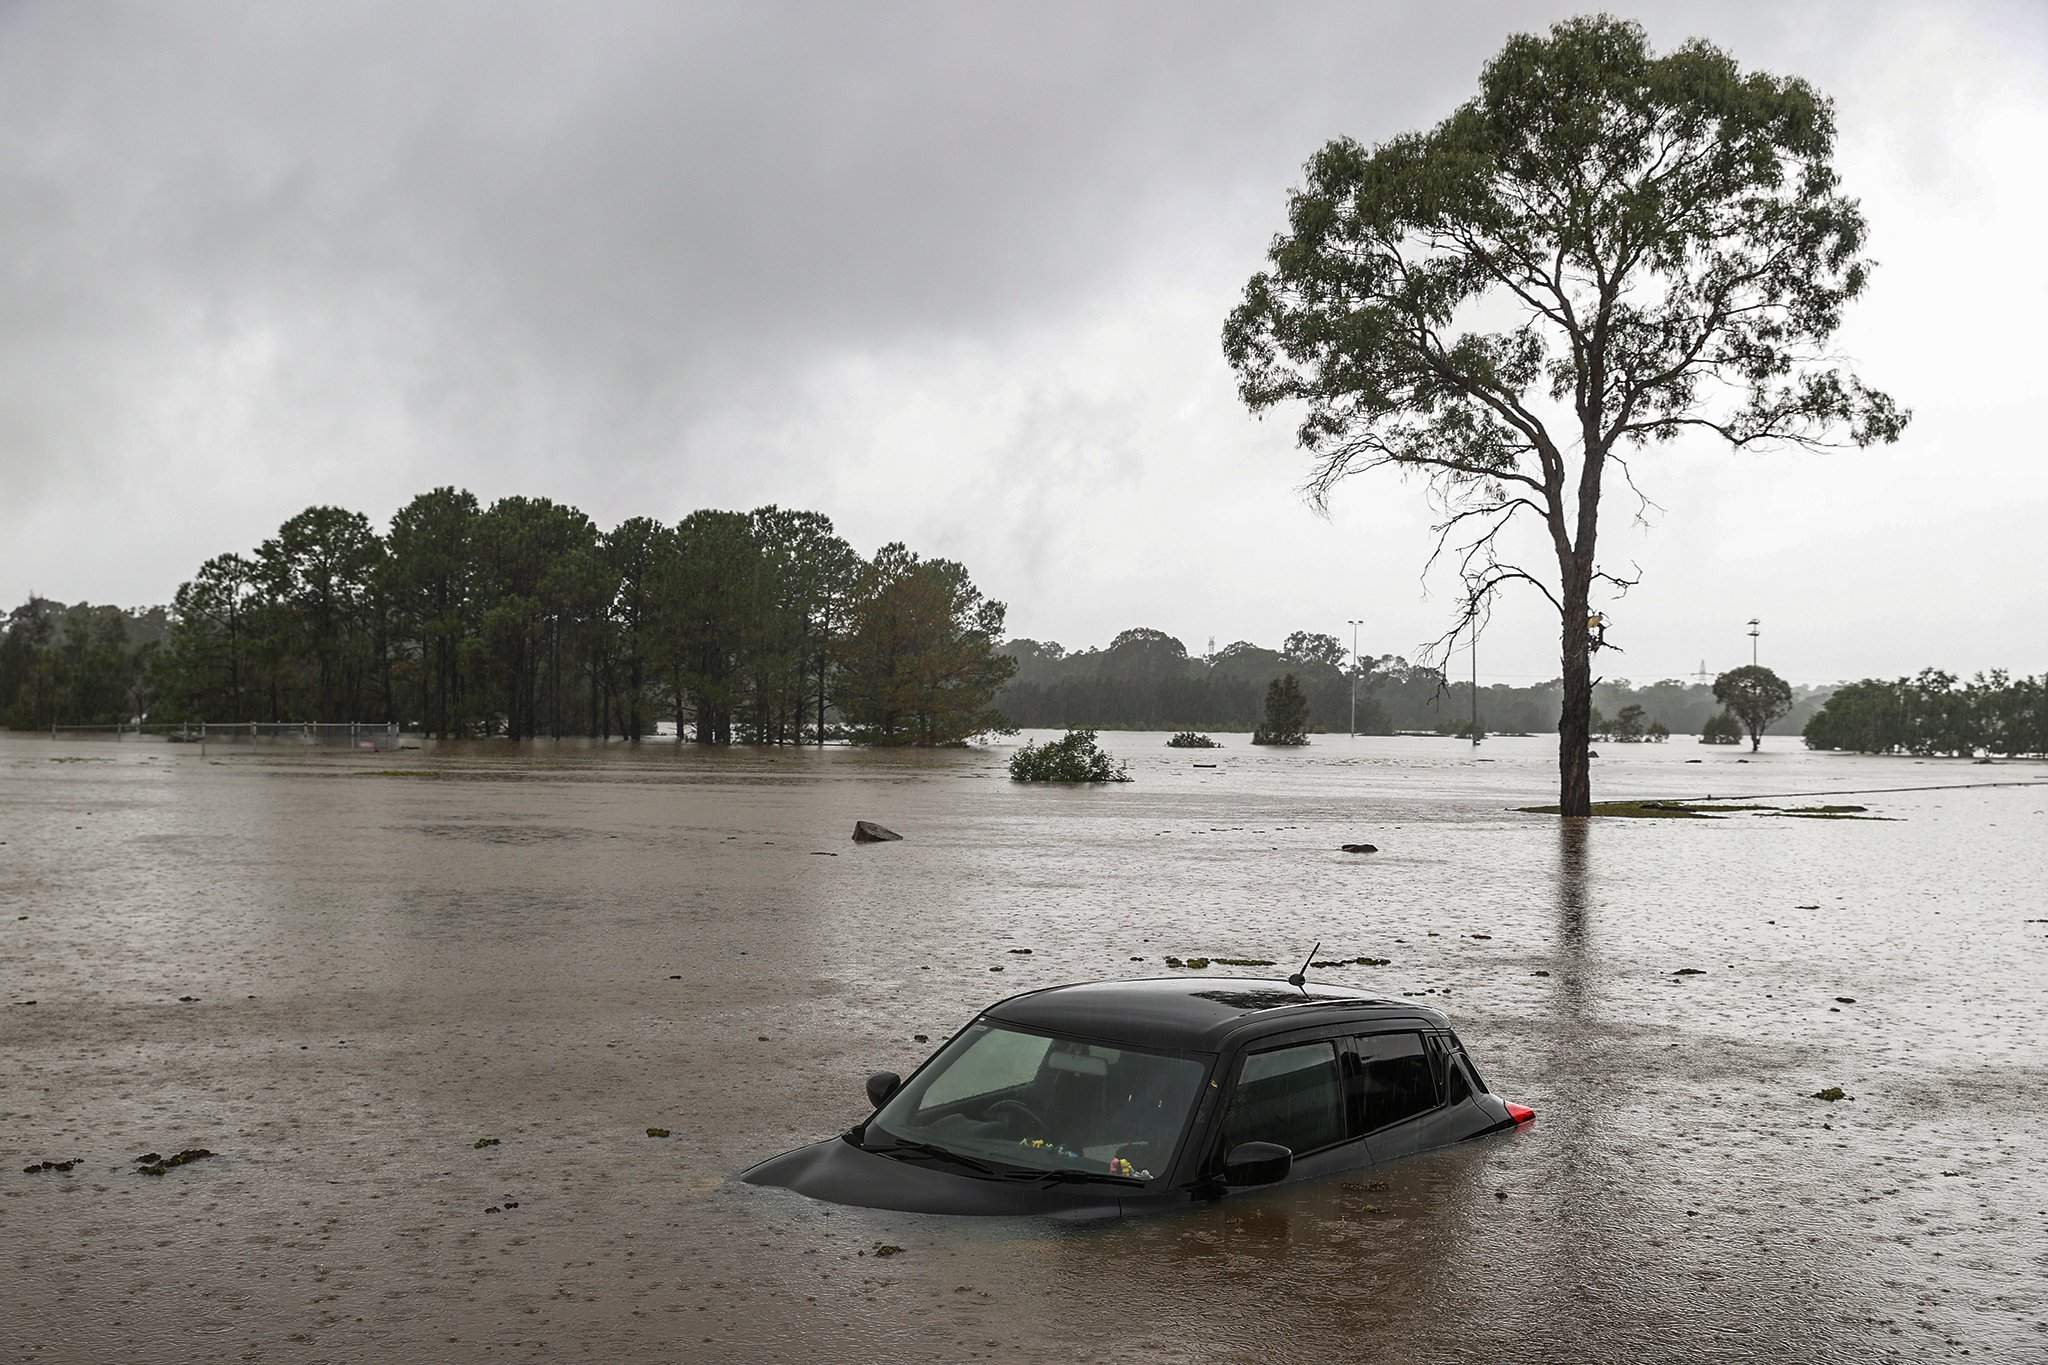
[1353,1031,1438,1130]
[1447,1031,1489,1094]
[1443,1054,1473,1105]
[1221,1041,1344,1155]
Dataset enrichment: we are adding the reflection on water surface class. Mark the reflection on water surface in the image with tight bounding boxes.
[3,731,2044,1362]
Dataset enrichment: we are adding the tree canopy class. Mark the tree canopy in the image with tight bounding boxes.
[1223,14,1904,812]
[1713,664,1794,751]
[1252,673,1312,746]
[1803,670,2045,757]
[3,492,1012,746]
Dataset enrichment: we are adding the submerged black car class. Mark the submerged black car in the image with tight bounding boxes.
[740,976,1534,1217]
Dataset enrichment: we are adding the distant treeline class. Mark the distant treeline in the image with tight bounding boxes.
[1803,670,2047,756]
[0,602,172,731]
[997,629,1831,737]
[1,492,1014,745]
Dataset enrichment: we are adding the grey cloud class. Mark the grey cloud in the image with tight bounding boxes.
[1,1,2044,680]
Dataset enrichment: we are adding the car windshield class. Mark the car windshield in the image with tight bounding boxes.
[864,1022,1208,1182]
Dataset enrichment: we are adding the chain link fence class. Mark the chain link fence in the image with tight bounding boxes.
[44,721,402,752]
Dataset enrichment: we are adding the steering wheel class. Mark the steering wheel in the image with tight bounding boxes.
[985,1098,1047,1134]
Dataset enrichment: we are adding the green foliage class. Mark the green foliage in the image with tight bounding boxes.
[1166,732,1220,748]
[1008,729,1131,783]
[1251,673,1311,745]
[1222,15,1904,813]
[1804,670,2046,757]
[13,490,1005,747]
[998,635,1832,739]
[835,543,1016,746]
[0,597,166,728]
[1281,631,1347,669]
[1609,704,1648,742]
[1713,665,1795,751]
[1701,710,1746,744]
[1647,721,1670,742]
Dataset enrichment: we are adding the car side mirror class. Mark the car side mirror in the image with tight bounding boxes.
[1222,1141,1291,1186]
[865,1071,902,1109]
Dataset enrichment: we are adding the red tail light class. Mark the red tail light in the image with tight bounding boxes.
[1504,1101,1536,1125]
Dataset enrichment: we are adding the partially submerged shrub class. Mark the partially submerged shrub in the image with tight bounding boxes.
[1009,729,1132,783]
[1250,674,1311,745]
[1166,732,1221,748]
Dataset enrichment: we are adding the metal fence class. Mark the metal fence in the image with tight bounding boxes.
[46,721,402,752]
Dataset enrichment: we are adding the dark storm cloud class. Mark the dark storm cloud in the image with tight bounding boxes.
[2,1,2044,679]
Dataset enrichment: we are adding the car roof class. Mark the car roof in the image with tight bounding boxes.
[982,976,1447,1051]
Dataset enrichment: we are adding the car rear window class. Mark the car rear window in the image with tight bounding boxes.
[1222,1041,1344,1155]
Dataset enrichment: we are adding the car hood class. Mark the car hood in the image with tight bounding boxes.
[739,1136,1130,1219]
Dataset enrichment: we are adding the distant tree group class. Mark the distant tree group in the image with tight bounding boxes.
[1713,666,1795,752]
[1251,674,1311,746]
[2,492,1015,745]
[998,629,1380,734]
[997,629,1828,740]
[0,599,171,728]
[1803,670,2046,757]
[1700,711,1745,744]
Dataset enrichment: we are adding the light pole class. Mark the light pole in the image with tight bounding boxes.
[1347,619,1364,736]
[1747,618,1761,667]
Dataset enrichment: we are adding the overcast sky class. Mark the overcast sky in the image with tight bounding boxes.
[3,1,2043,685]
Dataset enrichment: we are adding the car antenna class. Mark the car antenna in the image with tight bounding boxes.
[1287,940,1321,990]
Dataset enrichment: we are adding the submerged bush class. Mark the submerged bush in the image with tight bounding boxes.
[1009,729,1132,783]
[1166,732,1221,748]
[1250,674,1311,745]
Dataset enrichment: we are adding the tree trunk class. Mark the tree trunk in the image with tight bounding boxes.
[628,651,642,744]
[1556,569,1593,816]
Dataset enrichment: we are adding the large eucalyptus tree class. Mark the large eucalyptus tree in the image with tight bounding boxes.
[1223,15,1905,814]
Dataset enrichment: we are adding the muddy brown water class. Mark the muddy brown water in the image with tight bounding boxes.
[3,731,2045,1363]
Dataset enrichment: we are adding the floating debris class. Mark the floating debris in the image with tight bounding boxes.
[646,1127,671,1138]
[851,821,902,844]
[872,1243,905,1258]
[22,1158,80,1175]
[1340,843,1378,854]
[1811,1087,1849,1102]
[473,1137,501,1150]
[1672,968,1707,976]
[137,1149,214,1175]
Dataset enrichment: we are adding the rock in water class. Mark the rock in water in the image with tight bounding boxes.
[852,821,902,844]
[1340,843,1378,854]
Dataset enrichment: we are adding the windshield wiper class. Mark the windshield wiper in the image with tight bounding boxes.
[1008,1167,1146,1187]
[863,1138,1002,1177]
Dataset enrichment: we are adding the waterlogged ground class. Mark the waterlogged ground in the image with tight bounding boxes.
[3,730,2046,1363]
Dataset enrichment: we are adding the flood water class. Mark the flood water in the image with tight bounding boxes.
[4,729,2045,1363]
